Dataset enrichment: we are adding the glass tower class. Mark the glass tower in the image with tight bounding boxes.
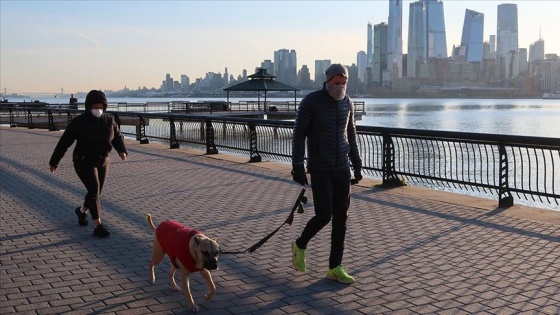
[461,9,484,62]
[274,49,297,85]
[497,3,518,81]
[387,0,403,80]
[367,23,373,67]
[373,23,388,84]
[529,39,545,62]
[407,0,447,77]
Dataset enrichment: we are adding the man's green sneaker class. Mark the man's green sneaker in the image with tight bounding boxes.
[326,265,355,284]
[291,241,306,271]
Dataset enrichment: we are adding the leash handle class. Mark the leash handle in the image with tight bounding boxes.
[221,188,307,255]
[286,188,307,225]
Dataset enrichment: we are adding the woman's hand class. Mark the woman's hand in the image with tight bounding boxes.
[49,165,57,173]
[119,152,127,161]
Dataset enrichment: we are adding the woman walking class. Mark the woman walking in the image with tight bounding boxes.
[49,90,128,237]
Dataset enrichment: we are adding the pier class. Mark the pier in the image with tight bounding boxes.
[1,127,559,314]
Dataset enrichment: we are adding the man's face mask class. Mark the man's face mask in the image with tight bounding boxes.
[326,83,347,100]
[91,109,103,118]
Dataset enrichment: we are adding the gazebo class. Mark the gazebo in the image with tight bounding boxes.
[223,68,299,111]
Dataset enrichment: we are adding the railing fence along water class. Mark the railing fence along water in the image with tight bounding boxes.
[2,106,558,208]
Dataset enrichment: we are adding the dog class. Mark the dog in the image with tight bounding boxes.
[146,213,220,312]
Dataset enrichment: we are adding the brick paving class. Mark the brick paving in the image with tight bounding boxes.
[1,126,559,315]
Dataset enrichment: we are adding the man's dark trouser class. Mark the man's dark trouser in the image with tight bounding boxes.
[296,167,351,269]
[73,158,109,220]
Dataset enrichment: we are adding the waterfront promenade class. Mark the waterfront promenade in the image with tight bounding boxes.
[1,126,559,315]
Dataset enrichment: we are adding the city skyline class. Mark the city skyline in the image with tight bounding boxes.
[1,0,559,94]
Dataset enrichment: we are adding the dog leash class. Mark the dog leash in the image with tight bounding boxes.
[219,188,307,255]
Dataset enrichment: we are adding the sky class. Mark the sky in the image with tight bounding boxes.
[1,0,559,95]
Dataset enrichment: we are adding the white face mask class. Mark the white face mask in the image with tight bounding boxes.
[326,83,347,100]
[91,109,103,118]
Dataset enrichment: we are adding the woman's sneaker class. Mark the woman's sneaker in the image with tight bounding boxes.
[75,207,88,226]
[93,224,110,238]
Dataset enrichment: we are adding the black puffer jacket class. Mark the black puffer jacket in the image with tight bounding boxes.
[49,104,127,167]
[292,85,362,171]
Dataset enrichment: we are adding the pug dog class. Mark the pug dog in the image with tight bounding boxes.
[146,213,220,312]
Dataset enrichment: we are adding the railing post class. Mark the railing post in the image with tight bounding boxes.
[498,144,514,207]
[205,119,218,154]
[139,115,149,144]
[9,109,16,127]
[67,112,72,126]
[47,110,58,131]
[248,123,261,162]
[27,110,35,129]
[113,113,121,129]
[169,117,179,149]
[382,132,402,187]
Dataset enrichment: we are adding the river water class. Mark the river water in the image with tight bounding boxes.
[26,96,560,138]
[354,98,560,138]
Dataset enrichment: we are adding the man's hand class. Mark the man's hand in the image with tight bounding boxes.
[119,152,127,161]
[352,166,363,184]
[49,165,57,173]
[291,165,308,186]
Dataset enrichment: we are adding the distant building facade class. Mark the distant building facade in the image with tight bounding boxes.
[387,0,403,80]
[496,3,519,83]
[460,9,484,63]
[274,49,297,85]
[373,23,388,85]
[314,60,331,84]
[357,51,367,83]
[407,0,448,78]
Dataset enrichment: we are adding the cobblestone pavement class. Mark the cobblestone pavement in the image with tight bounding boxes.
[1,127,559,315]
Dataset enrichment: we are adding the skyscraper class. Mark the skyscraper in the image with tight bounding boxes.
[387,0,403,80]
[314,60,331,84]
[367,23,373,67]
[373,23,388,84]
[357,51,367,83]
[274,49,297,85]
[497,3,519,81]
[407,0,447,78]
[529,39,545,62]
[260,60,274,76]
[518,48,528,74]
[460,9,484,62]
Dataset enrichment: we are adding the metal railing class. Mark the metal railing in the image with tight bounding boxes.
[2,107,558,208]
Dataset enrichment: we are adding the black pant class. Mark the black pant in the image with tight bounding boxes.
[73,158,109,220]
[296,167,351,269]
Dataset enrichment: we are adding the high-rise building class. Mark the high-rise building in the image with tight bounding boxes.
[529,39,545,62]
[387,0,403,80]
[274,49,297,85]
[180,75,190,91]
[489,35,496,58]
[357,51,367,83]
[367,23,373,67]
[373,23,389,84]
[163,73,173,92]
[314,60,331,84]
[460,9,484,62]
[518,48,528,74]
[260,60,274,76]
[407,0,447,78]
[298,65,312,87]
[497,3,519,81]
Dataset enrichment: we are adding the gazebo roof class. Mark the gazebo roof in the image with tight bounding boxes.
[223,68,300,92]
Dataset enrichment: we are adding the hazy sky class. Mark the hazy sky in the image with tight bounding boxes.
[1,0,559,94]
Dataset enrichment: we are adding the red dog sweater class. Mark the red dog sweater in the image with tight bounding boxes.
[156,220,203,272]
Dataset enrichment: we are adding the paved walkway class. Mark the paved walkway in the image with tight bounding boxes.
[1,127,559,315]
